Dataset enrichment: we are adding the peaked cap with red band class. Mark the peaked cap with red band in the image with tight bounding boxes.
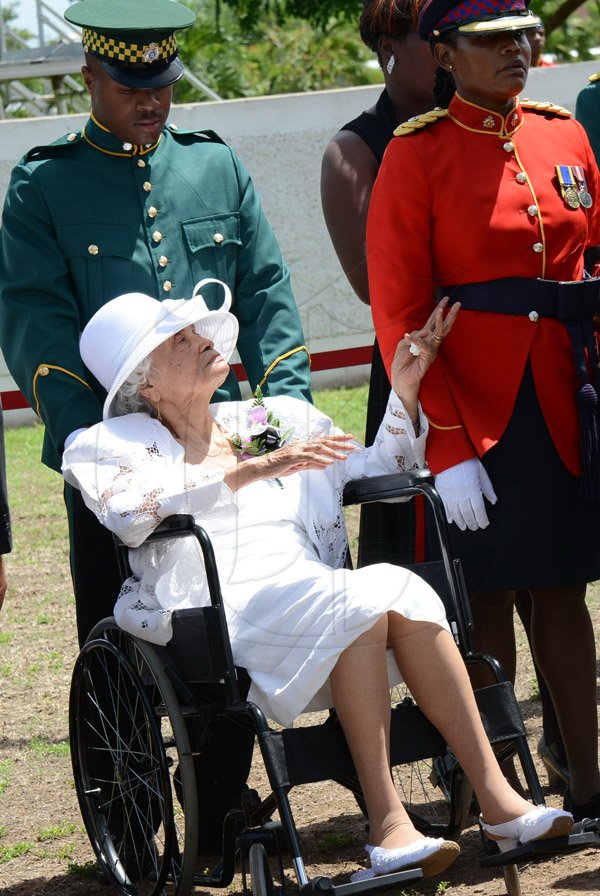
[417,0,540,40]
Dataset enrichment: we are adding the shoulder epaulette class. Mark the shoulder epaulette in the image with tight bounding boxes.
[166,123,226,145]
[393,108,448,137]
[25,131,82,162]
[520,99,572,118]
[588,71,600,83]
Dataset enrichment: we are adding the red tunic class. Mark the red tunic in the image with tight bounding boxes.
[368,93,600,476]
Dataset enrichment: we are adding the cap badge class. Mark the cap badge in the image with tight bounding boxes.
[144,43,160,63]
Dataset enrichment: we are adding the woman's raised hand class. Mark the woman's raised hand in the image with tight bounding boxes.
[391,297,460,420]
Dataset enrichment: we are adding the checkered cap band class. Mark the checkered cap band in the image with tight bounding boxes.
[438,0,525,29]
[82,28,178,65]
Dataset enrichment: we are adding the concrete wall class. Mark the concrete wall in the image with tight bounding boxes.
[0,61,598,424]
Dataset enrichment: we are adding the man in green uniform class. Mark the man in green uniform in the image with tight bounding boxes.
[0,0,311,851]
[576,72,600,169]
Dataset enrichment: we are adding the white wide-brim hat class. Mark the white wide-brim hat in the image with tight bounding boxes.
[80,278,239,419]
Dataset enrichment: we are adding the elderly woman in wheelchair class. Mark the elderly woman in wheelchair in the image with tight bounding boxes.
[63,279,572,883]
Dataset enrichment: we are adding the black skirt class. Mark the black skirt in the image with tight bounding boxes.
[426,364,600,594]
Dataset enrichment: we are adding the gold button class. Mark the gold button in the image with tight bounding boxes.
[532,242,543,253]
[529,311,539,322]
[503,141,514,153]
[158,255,168,267]
[213,232,224,244]
[143,181,152,192]
[163,280,172,292]
[38,365,49,376]
[67,133,77,142]
[527,205,538,217]
[516,172,527,184]
[137,159,146,168]
[88,244,99,256]
[148,206,158,218]
[152,231,163,243]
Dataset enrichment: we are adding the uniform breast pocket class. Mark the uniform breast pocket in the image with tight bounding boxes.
[181,214,241,293]
[57,224,132,316]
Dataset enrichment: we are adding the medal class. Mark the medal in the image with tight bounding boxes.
[573,165,593,208]
[556,165,581,209]
[564,186,581,209]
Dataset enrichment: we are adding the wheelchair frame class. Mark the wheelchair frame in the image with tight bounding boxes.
[69,469,599,896]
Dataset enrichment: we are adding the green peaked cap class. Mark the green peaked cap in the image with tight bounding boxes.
[64,0,196,32]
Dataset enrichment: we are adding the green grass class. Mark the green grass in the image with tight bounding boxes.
[66,860,99,878]
[313,384,369,440]
[0,842,33,863]
[314,831,356,854]
[37,822,78,842]
[27,736,70,758]
[0,760,12,795]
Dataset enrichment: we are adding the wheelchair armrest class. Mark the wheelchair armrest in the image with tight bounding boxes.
[343,469,434,506]
[144,513,197,542]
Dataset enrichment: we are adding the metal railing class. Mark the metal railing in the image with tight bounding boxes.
[0,0,221,116]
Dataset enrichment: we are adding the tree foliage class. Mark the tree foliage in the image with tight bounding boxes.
[175,2,380,102]
[532,0,600,60]
[217,0,362,30]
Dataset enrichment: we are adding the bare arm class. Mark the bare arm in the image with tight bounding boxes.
[320,131,379,305]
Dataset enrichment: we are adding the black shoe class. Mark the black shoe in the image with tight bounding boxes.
[538,735,570,789]
[563,790,600,822]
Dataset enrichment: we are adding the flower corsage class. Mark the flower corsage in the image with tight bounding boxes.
[230,387,293,461]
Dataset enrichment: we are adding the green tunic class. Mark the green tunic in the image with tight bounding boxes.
[576,75,600,169]
[0,116,311,471]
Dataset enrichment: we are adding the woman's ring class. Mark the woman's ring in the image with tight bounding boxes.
[432,334,443,344]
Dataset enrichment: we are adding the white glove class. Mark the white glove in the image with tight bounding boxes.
[435,458,497,531]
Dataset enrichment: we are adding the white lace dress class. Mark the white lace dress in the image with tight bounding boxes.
[62,392,448,726]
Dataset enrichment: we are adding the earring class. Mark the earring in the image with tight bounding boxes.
[447,64,453,70]
[386,54,395,75]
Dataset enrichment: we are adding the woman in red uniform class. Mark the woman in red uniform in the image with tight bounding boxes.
[368,0,600,819]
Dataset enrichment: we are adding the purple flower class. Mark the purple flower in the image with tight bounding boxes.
[247,406,268,425]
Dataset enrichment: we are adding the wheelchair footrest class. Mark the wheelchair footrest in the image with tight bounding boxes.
[480,830,600,868]
[325,868,423,896]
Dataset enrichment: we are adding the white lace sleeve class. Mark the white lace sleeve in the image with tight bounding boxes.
[62,414,235,548]
[338,390,428,482]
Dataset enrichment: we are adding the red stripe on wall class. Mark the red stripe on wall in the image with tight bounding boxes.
[2,345,374,412]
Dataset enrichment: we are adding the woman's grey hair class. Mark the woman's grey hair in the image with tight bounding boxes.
[113,355,157,418]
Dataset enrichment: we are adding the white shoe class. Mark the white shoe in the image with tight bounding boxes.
[350,837,460,881]
[480,806,573,853]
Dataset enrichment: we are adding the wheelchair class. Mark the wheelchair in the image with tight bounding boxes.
[68,469,599,896]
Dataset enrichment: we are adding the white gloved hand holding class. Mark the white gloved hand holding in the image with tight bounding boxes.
[434,458,497,531]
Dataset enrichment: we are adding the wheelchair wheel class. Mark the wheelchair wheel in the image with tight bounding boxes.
[70,638,173,895]
[390,688,473,839]
[248,843,275,896]
[71,621,199,895]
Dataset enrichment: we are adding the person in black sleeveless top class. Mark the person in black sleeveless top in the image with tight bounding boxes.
[321,0,436,568]
[320,0,568,793]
